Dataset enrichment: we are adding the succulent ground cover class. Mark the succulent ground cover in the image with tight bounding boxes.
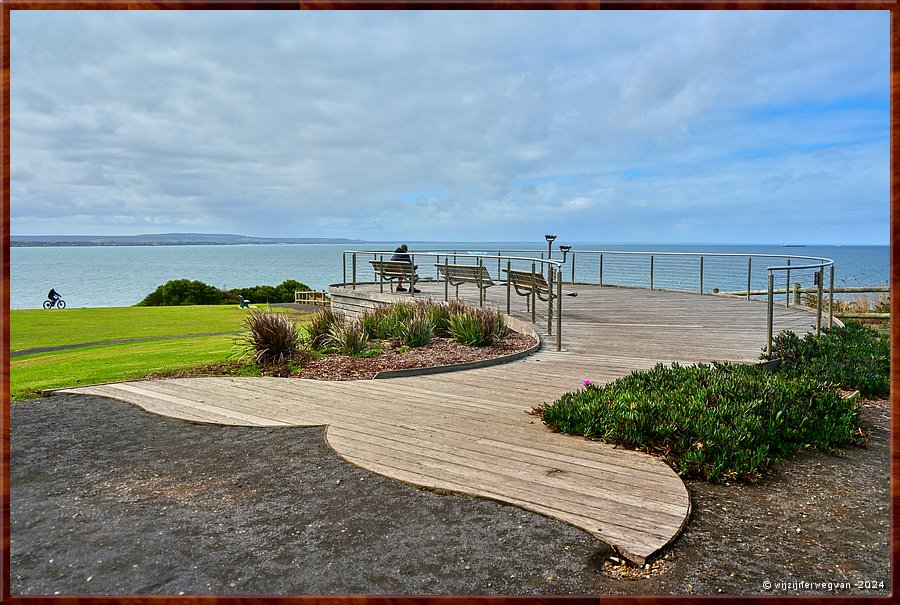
[538,322,886,483]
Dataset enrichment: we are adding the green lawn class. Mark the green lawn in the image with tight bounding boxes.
[10,305,311,401]
[11,305,266,351]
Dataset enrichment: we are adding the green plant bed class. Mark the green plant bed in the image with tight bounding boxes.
[540,362,864,483]
[765,322,890,398]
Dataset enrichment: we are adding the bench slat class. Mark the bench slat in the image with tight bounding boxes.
[435,264,495,289]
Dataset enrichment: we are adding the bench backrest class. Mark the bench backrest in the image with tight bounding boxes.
[370,259,416,278]
[436,264,494,285]
[504,268,550,293]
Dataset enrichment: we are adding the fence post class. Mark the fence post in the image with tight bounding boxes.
[343,253,347,287]
[352,254,357,290]
[599,254,604,287]
[746,257,752,300]
[650,255,654,291]
[557,268,562,351]
[828,265,835,328]
[699,256,704,295]
[547,265,554,335]
[766,271,774,357]
[785,258,791,308]
[571,252,576,284]
[816,266,824,336]
[478,257,484,307]
[793,282,800,306]
[531,262,537,324]
[410,254,415,297]
[379,254,384,293]
[444,256,449,302]
[506,259,511,315]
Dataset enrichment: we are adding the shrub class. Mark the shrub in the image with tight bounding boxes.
[540,362,864,483]
[303,308,345,351]
[236,310,301,365]
[400,312,434,347]
[138,279,238,306]
[765,323,890,398]
[327,319,370,356]
[448,306,507,346]
[229,279,312,304]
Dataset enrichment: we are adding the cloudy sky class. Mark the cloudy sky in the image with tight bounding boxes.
[11,10,889,244]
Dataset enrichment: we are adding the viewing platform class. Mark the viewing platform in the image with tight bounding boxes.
[62,280,825,565]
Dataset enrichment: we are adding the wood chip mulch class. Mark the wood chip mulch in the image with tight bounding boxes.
[298,332,536,380]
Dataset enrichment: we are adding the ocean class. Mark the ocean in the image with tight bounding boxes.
[9,242,890,310]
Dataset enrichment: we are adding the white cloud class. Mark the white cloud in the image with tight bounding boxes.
[9,10,889,244]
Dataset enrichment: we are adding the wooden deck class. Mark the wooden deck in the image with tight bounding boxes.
[60,284,822,565]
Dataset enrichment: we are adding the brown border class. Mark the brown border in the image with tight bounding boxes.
[2,3,896,604]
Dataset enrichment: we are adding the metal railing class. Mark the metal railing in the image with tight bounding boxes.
[340,250,566,351]
[338,247,836,357]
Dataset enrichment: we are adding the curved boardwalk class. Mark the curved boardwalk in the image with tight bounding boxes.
[61,285,821,565]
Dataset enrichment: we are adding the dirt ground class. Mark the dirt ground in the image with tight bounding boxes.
[10,392,890,596]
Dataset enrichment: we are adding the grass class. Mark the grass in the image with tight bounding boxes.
[10,305,287,351]
[10,305,311,401]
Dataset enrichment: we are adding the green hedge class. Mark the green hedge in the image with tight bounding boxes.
[138,279,311,306]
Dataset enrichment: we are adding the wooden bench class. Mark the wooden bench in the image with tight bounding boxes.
[503,268,578,302]
[294,290,330,306]
[435,263,496,291]
[369,260,419,291]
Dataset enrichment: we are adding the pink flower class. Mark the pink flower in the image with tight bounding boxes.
[583,379,592,386]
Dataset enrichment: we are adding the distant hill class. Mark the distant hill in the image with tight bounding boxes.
[10,233,367,247]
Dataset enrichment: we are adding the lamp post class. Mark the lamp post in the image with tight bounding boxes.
[544,234,557,259]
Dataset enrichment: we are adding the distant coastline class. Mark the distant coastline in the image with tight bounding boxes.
[10,233,366,247]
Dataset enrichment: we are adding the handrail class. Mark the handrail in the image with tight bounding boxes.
[339,249,566,351]
[337,247,837,357]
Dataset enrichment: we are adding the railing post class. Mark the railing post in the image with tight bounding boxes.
[785,258,791,308]
[379,254,384,293]
[816,266,824,336]
[747,257,752,300]
[410,254,415,297]
[766,271,774,357]
[506,259,511,315]
[557,267,562,352]
[599,254,604,287]
[530,262,537,324]
[650,255,654,291]
[828,265,835,328]
[571,252,576,284]
[547,265,554,335]
[497,253,501,279]
[699,256,704,295]
[444,256,449,302]
[793,282,801,306]
[343,253,347,287]
[352,253,357,290]
[478,257,484,307]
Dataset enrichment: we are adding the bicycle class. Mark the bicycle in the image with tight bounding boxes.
[43,297,66,309]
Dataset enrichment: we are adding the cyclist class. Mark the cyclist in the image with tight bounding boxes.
[47,288,62,307]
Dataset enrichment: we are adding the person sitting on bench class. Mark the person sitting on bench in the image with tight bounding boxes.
[390,244,420,293]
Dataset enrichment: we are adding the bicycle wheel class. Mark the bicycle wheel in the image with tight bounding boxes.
[57,300,66,309]
[43,300,53,309]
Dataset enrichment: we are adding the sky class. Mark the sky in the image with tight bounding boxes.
[9,10,890,245]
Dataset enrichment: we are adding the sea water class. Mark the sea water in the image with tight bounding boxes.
[9,242,889,309]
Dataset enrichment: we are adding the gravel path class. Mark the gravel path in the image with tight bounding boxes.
[10,393,890,596]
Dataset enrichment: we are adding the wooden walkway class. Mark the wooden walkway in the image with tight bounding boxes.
[61,284,821,565]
